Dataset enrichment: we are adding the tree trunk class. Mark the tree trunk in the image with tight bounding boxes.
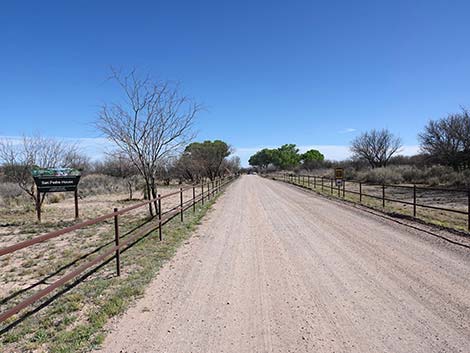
[145,179,154,217]
[127,180,133,200]
[150,177,158,216]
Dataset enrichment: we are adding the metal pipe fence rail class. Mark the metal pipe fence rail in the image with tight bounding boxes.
[272,173,470,232]
[0,176,237,324]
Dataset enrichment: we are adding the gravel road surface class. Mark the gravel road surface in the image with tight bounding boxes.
[97,175,470,353]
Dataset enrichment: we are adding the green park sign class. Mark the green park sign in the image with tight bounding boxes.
[32,168,81,193]
[31,168,82,220]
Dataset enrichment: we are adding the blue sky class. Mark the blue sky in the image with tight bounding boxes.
[1,0,470,166]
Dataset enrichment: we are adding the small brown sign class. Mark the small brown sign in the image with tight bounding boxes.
[334,168,344,180]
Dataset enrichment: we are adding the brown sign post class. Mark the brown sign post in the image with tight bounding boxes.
[334,168,344,186]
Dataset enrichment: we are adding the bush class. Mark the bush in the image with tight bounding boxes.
[78,174,128,196]
[356,167,404,184]
[299,163,470,187]
[343,165,469,187]
[0,182,23,199]
[47,193,65,204]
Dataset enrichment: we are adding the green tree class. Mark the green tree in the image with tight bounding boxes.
[184,140,231,180]
[301,149,324,170]
[301,149,324,162]
[273,144,301,170]
[248,148,275,169]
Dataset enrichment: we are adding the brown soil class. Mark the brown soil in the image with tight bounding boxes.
[97,175,470,353]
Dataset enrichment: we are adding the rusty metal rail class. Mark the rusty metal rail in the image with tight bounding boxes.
[0,176,236,324]
[275,173,470,232]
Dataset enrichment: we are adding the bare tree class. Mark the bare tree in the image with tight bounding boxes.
[64,150,91,173]
[419,109,470,170]
[173,152,202,183]
[221,156,241,175]
[0,134,78,219]
[350,129,402,168]
[96,68,202,216]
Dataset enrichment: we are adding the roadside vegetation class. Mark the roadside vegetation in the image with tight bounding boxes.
[278,175,469,232]
[0,193,223,353]
[0,68,241,352]
[0,68,240,220]
[248,108,470,188]
[249,109,470,233]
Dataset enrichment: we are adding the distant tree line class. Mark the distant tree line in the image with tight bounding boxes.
[0,134,239,218]
[350,108,470,171]
[249,107,470,174]
[248,144,324,171]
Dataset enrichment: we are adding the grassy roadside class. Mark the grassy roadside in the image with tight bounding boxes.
[271,176,469,233]
[0,191,225,353]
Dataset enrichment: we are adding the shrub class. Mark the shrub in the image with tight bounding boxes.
[298,163,470,187]
[47,193,65,204]
[356,167,404,184]
[353,165,469,186]
[400,166,425,183]
[0,182,23,199]
[78,174,127,196]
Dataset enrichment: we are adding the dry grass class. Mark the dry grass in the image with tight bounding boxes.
[0,185,199,298]
[0,179,228,352]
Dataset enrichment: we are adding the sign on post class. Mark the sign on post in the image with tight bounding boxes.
[334,168,344,187]
[32,168,81,221]
[32,168,81,192]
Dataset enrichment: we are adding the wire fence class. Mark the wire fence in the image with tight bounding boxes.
[0,176,237,324]
[272,173,470,232]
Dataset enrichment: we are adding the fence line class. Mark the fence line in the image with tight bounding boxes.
[0,176,236,324]
[273,173,470,232]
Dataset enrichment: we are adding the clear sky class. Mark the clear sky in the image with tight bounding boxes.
[1,1,470,165]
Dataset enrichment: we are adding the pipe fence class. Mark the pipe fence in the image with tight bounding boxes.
[0,176,237,324]
[272,173,470,232]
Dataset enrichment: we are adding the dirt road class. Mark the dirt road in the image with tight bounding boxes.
[98,176,470,353]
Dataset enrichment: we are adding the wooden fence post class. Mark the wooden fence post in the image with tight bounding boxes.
[343,180,345,198]
[413,184,417,217]
[321,177,324,191]
[359,182,362,203]
[114,208,121,276]
[192,186,196,212]
[314,176,316,189]
[330,178,333,194]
